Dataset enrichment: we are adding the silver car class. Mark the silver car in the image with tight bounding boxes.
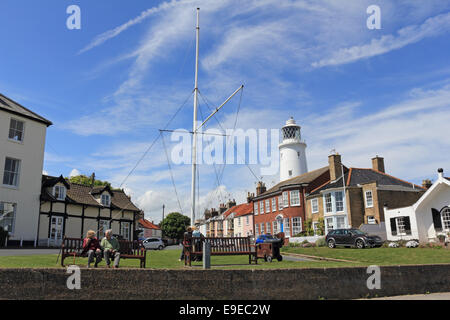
[143,237,165,250]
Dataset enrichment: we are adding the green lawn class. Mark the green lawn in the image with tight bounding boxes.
[0,247,448,269]
[282,246,450,266]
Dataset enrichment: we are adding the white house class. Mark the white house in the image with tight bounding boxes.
[0,93,52,246]
[384,169,450,243]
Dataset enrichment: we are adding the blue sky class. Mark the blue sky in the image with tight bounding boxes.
[1,0,450,221]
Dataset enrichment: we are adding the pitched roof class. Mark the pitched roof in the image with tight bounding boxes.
[139,219,160,230]
[0,93,52,126]
[41,175,141,212]
[254,166,329,199]
[223,203,253,218]
[309,168,424,195]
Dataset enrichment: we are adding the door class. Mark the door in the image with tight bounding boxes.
[50,216,64,246]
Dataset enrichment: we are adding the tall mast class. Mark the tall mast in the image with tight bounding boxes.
[191,8,200,225]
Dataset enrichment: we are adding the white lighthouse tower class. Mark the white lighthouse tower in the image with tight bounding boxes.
[279,117,308,182]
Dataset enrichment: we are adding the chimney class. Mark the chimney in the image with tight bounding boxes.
[422,179,432,189]
[90,172,96,187]
[328,154,342,182]
[227,199,236,209]
[219,204,227,214]
[247,192,254,203]
[372,156,385,173]
[438,168,444,179]
[256,181,266,196]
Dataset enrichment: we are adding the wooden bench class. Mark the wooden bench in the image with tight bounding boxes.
[183,235,257,266]
[60,237,147,268]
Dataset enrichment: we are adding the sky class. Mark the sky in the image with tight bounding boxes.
[1,0,450,222]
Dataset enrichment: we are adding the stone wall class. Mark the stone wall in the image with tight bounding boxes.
[1,264,449,300]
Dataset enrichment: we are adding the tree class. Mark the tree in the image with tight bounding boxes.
[66,175,112,188]
[160,212,190,240]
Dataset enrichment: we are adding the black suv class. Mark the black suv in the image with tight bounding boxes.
[325,228,383,249]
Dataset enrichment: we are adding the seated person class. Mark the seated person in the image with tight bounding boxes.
[82,230,102,268]
[101,229,121,268]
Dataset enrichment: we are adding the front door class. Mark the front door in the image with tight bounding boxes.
[50,216,64,246]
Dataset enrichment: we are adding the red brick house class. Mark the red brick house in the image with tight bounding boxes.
[252,167,330,238]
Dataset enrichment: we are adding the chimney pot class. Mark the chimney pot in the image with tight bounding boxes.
[422,179,433,189]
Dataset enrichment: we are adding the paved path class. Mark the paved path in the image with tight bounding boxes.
[363,292,450,300]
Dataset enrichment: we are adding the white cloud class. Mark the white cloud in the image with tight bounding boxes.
[69,168,81,177]
[312,12,450,68]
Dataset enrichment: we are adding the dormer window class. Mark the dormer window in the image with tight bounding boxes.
[53,185,66,200]
[101,194,111,207]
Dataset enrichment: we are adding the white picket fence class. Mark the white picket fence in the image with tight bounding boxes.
[289,235,322,243]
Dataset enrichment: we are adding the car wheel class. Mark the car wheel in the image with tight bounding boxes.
[356,239,365,249]
[267,256,273,263]
[158,245,164,250]
[328,239,336,248]
[277,255,283,262]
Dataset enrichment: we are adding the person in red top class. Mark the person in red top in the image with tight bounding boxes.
[82,230,102,268]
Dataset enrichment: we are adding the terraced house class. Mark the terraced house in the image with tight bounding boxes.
[305,154,425,235]
[38,175,142,246]
[0,93,52,246]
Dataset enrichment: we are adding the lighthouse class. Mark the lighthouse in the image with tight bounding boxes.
[279,117,308,181]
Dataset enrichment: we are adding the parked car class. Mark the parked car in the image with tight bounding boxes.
[143,237,165,250]
[325,228,383,249]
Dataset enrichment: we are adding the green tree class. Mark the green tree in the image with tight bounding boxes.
[66,175,112,188]
[160,212,190,240]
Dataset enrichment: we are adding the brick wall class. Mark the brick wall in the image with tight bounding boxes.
[1,265,450,300]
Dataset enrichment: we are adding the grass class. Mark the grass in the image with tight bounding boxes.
[282,246,450,266]
[0,247,448,269]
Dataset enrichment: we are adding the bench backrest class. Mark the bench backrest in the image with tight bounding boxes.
[185,236,252,254]
[62,237,144,256]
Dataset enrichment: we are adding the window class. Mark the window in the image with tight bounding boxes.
[121,222,130,240]
[311,199,319,213]
[282,192,289,208]
[290,190,300,206]
[101,194,111,207]
[313,222,320,236]
[278,196,283,210]
[53,185,66,201]
[238,217,241,227]
[392,216,411,236]
[246,216,249,225]
[0,202,16,233]
[365,190,373,208]
[324,193,333,213]
[254,202,258,215]
[265,200,270,213]
[99,220,110,238]
[335,191,344,212]
[260,201,264,214]
[288,170,293,177]
[266,222,271,234]
[261,223,265,234]
[273,221,278,234]
[8,119,24,142]
[284,218,290,236]
[272,198,276,212]
[255,224,260,236]
[3,158,21,187]
[336,216,346,229]
[442,208,450,230]
[326,217,334,231]
[292,217,302,235]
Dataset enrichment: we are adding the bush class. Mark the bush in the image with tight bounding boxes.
[301,240,309,245]
[315,237,327,247]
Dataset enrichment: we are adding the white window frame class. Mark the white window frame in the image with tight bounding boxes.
[282,191,289,208]
[442,207,450,231]
[292,217,302,235]
[99,219,110,239]
[121,222,130,240]
[335,191,344,212]
[260,223,265,234]
[254,202,258,215]
[53,185,66,201]
[278,196,283,211]
[273,221,278,234]
[3,157,21,187]
[272,198,276,212]
[0,202,16,234]
[265,199,270,213]
[255,224,260,237]
[290,190,301,206]
[336,216,346,229]
[101,194,111,207]
[365,190,374,208]
[8,118,25,142]
[396,217,407,236]
[246,215,249,225]
[284,218,290,237]
[324,193,333,213]
[266,222,271,234]
[311,198,319,214]
[260,201,264,214]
